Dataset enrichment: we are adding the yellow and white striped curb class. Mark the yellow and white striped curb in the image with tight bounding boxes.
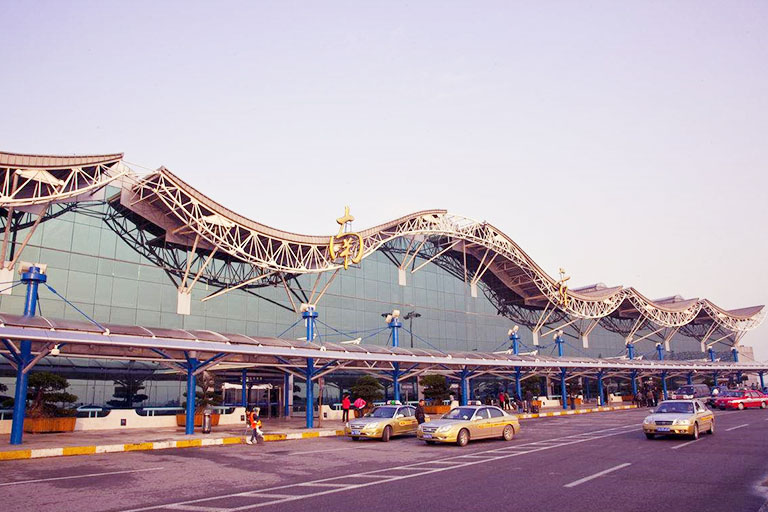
[0,429,346,461]
[517,404,637,420]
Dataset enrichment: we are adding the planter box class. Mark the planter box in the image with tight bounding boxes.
[423,405,451,414]
[24,417,76,433]
[175,414,221,427]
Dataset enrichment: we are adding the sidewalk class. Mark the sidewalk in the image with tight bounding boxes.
[0,404,637,461]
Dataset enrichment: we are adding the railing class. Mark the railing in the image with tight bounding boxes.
[76,407,110,418]
[137,407,184,417]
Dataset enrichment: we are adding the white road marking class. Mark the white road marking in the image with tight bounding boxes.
[564,463,632,488]
[726,423,749,431]
[122,424,640,512]
[671,439,701,450]
[0,467,164,487]
[285,447,357,456]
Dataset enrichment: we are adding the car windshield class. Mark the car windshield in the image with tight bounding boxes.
[655,402,694,414]
[676,386,694,394]
[366,407,398,418]
[722,391,743,397]
[442,407,476,420]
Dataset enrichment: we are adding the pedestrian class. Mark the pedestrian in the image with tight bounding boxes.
[504,391,511,410]
[645,389,654,408]
[524,389,534,413]
[498,390,506,409]
[415,399,426,424]
[341,393,351,423]
[246,408,263,445]
[353,397,366,418]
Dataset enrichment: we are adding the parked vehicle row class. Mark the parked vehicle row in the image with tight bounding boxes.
[345,404,520,447]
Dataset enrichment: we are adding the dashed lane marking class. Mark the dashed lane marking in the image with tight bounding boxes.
[0,467,164,487]
[121,423,639,512]
[726,423,749,432]
[671,439,701,450]
[563,463,632,488]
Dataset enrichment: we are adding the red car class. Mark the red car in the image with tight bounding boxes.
[713,389,767,410]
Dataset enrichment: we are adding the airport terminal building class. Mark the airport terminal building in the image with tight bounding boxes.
[0,151,765,428]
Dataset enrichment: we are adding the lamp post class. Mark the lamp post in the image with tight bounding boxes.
[403,311,421,348]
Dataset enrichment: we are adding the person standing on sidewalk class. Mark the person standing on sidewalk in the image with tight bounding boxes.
[415,399,426,425]
[247,408,263,445]
[341,394,351,423]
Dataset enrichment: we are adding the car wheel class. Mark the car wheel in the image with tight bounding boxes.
[381,426,392,442]
[425,441,436,445]
[738,403,745,410]
[502,425,514,441]
[350,436,359,441]
[645,433,654,440]
[761,402,766,409]
[692,423,699,440]
[456,429,470,447]
[708,421,715,435]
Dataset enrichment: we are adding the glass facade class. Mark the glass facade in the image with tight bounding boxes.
[0,198,706,409]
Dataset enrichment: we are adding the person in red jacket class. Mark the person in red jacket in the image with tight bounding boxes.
[246,408,263,445]
[341,394,351,422]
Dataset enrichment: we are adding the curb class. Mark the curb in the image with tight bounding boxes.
[0,429,345,461]
[0,405,638,461]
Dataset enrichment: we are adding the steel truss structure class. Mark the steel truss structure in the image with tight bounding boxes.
[0,152,763,356]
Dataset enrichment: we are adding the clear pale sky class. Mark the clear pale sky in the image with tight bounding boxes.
[1,1,766,358]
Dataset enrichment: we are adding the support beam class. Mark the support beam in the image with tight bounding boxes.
[10,265,46,446]
[241,369,248,407]
[185,353,199,435]
[560,367,568,410]
[284,372,292,417]
[661,370,668,400]
[597,371,604,406]
[303,305,318,428]
[460,368,470,406]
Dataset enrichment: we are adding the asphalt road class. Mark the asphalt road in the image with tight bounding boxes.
[2,408,767,512]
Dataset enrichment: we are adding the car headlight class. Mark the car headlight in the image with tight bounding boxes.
[674,419,691,426]
[364,422,380,430]
[437,425,453,433]
[643,418,653,424]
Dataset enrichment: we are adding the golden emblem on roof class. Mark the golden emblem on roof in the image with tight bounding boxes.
[329,206,363,270]
[557,268,571,308]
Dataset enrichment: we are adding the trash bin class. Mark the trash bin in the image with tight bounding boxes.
[569,395,576,410]
[202,409,212,434]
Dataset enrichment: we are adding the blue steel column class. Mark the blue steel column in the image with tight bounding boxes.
[584,377,590,401]
[185,355,198,435]
[303,307,318,428]
[10,266,47,445]
[555,333,564,358]
[656,343,664,361]
[460,368,469,406]
[713,371,719,387]
[241,369,247,407]
[758,372,765,390]
[510,329,522,400]
[731,347,739,362]
[283,373,291,417]
[560,368,568,410]
[627,342,637,397]
[661,371,668,400]
[708,347,716,362]
[597,371,604,406]
[686,372,693,385]
[389,316,402,403]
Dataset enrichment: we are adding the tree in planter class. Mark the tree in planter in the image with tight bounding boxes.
[106,374,149,408]
[421,374,451,405]
[26,372,77,418]
[349,375,383,407]
[183,371,222,412]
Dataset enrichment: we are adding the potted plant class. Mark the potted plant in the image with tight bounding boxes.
[176,371,222,427]
[421,375,452,414]
[349,375,383,417]
[23,372,78,433]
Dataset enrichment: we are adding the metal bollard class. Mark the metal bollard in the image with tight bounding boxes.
[202,409,212,434]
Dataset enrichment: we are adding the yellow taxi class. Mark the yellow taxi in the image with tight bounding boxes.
[416,405,520,447]
[346,404,420,442]
[642,399,715,440]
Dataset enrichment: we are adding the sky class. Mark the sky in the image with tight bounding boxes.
[1,1,766,358]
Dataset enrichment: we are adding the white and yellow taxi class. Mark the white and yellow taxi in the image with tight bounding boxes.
[346,405,420,442]
[417,405,520,447]
[642,399,714,440]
